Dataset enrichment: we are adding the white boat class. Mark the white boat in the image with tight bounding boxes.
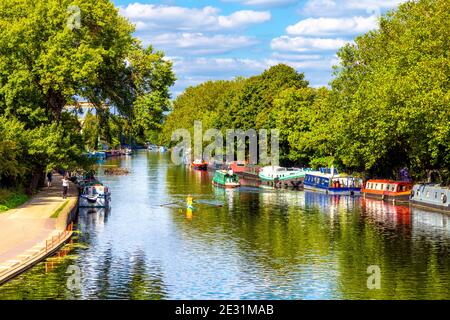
[79,182,111,208]
[124,148,133,155]
[259,166,307,189]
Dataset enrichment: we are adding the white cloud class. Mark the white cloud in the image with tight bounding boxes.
[119,3,271,32]
[171,56,337,77]
[218,10,272,29]
[271,52,323,60]
[142,33,258,55]
[286,15,378,36]
[303,0,406,16]
[222,0,299,7]
[271,36,350,52]
[168,56,336,92]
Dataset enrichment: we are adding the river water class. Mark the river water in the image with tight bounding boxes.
[0,151,449,299]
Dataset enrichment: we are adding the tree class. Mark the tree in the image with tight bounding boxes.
[330,0,450,180]
[0,0,175,192]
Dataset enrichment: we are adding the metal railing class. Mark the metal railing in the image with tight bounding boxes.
[0,222,74,280]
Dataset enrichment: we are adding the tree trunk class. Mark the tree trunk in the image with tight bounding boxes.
[46,89,66,121]
[27,169,44,195]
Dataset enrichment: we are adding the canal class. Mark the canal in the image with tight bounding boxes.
[0,151,449,299]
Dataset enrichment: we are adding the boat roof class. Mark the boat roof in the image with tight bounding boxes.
[306,171,341,178]
[261,166,304,171]
[216,170,236,175]
[367,179,412,185]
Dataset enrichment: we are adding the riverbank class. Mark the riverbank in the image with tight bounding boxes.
[0,174,78,285]
[0,189,29,213]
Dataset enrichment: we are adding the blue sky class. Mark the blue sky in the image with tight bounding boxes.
[113,0,405,96]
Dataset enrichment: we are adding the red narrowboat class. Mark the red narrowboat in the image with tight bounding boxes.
[362,179,413,203]
[230,161,248,173]
[192,159,208,170]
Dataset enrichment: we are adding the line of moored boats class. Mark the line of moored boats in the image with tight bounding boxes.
[191,160,449,213]
[85,148,133,160]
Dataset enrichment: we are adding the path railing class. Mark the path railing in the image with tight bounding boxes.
[0,222,74,283]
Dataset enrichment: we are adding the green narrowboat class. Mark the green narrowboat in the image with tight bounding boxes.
[212,170,240,189]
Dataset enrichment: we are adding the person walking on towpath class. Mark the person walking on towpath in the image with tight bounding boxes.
[62,175,69,199]
[47,171,53,188]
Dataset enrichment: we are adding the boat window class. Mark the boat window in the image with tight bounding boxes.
[435,192,438,199]
[426,191,430,198]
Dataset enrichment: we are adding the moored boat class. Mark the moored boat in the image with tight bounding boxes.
[124,148,133,155]
[79,181,111,208]
[410,184,450,213]
[230,161,249,173]
[192,159,208,170]
[259,166,307,189]
[304,168,363,195]
[212,170,240,188]
[362,179,412,203]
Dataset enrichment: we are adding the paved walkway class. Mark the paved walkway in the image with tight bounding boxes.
[0,174,77,263]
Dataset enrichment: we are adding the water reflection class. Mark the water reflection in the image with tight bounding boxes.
[0,151,449,300]
[362,198,411,228]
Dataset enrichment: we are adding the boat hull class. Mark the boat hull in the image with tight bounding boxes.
[260,177,304,189]
[79,195,110,208]
[411,200,450,213]
[305,184,361,195]
[362,191,410,203]
[192,164,208,170]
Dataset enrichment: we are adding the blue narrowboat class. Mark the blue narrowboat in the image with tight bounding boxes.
[304,168,363,195]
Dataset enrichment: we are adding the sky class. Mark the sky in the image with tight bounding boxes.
[113,0,406,97]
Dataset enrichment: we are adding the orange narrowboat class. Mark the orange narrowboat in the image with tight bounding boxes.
[362,179,413,203]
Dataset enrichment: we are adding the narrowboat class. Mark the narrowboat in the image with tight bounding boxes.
[259,166,307,189]
[79,181,111,208]
[212,170,240,189]
[304,168,363,195]
[192,159,208,170]
[362,179,412,203]
[410,184,450,213]
[230,161,249,173]
[229,161,260,181]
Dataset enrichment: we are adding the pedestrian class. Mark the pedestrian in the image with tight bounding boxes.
[62,175,69,199]
[47,171,53,188]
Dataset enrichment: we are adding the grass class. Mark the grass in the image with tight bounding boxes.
[0,189,29,213]
[51,200,70,218]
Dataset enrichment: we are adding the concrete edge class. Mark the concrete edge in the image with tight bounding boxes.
[0,192,79,286]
